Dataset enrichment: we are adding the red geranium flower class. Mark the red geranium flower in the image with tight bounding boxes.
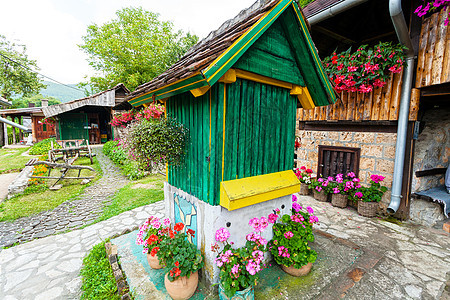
[174,222,184,232]
[150,246,159,257]
[187,229,195,237]
[175,261,179,267]
[147,234,159,245]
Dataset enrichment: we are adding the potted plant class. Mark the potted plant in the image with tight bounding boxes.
[295,166,313,195]
[212,217,268,300]
[354,174,388,217]
[330,173,361,208]
[268,195,319,276]
[308,177,332,202]
[136,216,169,269]
[158,222,203,300]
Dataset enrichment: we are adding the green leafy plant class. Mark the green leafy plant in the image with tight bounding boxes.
[268,195,318,269]
[308,177,333,194]
[158,222,203,282]
[136,215,169,256]
[103,140,146,180]
[212,217,268,298]
[353,174,388,202]
[323,42,407,93]
[29,138,60,155]
[127,117,188,170]
[80,240,120,300]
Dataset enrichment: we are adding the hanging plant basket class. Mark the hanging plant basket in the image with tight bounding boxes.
[313,190,329,202]
[358,201,378,217]
[331,194,348,208]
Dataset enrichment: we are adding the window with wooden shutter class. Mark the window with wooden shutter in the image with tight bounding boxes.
[317,145,360,178]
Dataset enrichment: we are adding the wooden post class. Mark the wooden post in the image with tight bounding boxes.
[18,116,23,142]
[3,122,8,146]
[12,117,16,144]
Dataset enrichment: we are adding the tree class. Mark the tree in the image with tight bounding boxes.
[0,35,45,100]
[79,7,198,93]
[11,94,60,109]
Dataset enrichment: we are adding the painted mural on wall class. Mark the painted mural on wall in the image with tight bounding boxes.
[174,193,198,246]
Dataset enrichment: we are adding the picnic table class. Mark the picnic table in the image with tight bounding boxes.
[48,139,95,164]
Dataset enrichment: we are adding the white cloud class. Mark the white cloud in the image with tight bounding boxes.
[0,0,255,84]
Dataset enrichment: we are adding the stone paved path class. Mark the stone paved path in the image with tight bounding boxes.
[297,195,450,300]
[0,200,165,300]
[0,147,130,248]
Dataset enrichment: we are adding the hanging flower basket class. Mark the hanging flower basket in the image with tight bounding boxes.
[331,194,348,208]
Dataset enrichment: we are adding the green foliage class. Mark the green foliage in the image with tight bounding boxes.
[102,140,146,180]
[11,94,61,109]
[0,147,33,174]
[354,175,388,203]
[128,118,188,170]
[0,35,45,100]
[80,240,120,300]
[79,7,198,92]
[158,224,204,282]
[298,0,315,8]
[29,138,60,155]
[269,199,318,269]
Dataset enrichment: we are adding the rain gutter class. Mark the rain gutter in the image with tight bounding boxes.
[387,0,415,214]
[307,0,369,25]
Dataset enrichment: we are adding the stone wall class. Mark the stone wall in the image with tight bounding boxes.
[411,108,450,192]
[295,129,397,212]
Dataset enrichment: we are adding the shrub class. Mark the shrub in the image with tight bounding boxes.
[127,118,188,171]
[103,140,146,180]
[80,240,120,300]
[29,138,60,155]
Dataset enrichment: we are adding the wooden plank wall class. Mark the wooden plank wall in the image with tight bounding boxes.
[416,9,450,88]
[298,69,420,122]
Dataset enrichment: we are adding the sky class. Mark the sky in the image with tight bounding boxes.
[1,0,256,85]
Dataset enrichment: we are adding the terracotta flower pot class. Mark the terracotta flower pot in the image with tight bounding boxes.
[164,271,198,300]
[218,283,254,300]
[358,201,378,217]
[147,253,163,269]
[299,182,310,195]
[281,262,313,277]
[331,194,348,208]
[313,190,328,202]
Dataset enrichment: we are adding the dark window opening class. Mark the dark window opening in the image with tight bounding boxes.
[317,145,360,178]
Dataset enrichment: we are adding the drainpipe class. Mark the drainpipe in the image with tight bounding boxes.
[307,0,369,25]
[0,116,31,132]
[387,0,415,214]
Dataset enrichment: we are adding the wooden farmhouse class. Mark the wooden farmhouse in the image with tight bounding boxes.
[42,84,129,144]
[126,0,335,283]
[0,100,53,146]
[298,0,450,223]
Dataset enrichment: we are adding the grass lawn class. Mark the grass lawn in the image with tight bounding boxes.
[0,147,36,174]
[0,156,102,222]
[99,174,164,221]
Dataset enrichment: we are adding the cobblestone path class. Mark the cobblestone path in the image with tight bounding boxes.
[0,147,130,248]
[0,201,165,299]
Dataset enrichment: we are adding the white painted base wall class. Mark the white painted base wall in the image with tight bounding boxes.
[164,182,293,284]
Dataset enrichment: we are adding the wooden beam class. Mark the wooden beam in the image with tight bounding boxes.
[415,168,447,178]
[218,69,237,83]
[190,85,210,98]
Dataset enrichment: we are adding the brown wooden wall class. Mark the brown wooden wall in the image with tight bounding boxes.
[416,9,450,88]
[298,69,420,122]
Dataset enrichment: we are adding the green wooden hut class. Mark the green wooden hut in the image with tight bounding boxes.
[126,0,335,283]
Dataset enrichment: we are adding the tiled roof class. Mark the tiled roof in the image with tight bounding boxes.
[127,0,278,100]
